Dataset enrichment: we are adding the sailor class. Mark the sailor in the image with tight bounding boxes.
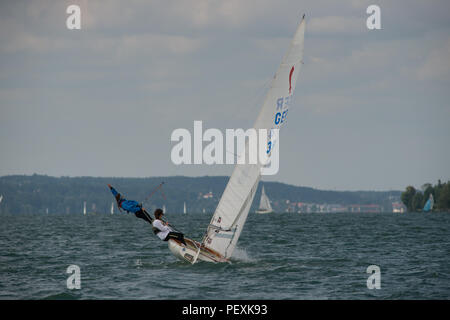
[152,208,187,245]
[108,184,153,224]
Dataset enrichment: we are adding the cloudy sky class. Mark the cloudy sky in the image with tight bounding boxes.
[1,0,449,191]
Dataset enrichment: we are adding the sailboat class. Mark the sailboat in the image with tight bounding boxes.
[111,202,114,215]
[183,202,187,214]
[83,201,86,215]
[163,204,166,213]
[423,194,434,212]
[0,195,3,204]
[255,185,273,214]
[168,15,306,263]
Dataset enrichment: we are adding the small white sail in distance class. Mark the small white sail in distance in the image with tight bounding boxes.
[83,201,86,215]
[202,16,306,260]
[423,194,434,212]
[111,202,114,214]
[257,185,273,213]
[183,202,187,214]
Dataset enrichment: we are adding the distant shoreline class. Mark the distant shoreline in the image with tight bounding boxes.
[0,174,402,215]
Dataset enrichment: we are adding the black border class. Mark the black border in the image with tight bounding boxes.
[1,300,446,319]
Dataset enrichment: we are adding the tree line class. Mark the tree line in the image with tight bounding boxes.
[401,180,450,212]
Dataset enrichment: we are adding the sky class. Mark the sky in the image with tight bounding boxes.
[1,0,449,191]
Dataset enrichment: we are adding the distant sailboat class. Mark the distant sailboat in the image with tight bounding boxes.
[111,202,114,215]
[255,185,273,214]
[163,204,166,213]
[183,202,187,214]
[0,195,3,204]
[167,15,306,264]
[83,201,87,215]
[423,194,434,212]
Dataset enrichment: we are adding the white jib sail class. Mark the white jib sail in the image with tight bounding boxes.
[203,16,306,259]
[259,186,272,211]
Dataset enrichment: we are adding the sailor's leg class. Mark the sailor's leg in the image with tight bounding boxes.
[134,209,153,224]
[141,209,153,223]
[165,232,187,245]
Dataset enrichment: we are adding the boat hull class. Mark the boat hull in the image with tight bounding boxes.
[255,209,273,214]
[168,238,229,264]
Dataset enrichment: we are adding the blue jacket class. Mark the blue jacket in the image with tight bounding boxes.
[109,186,142,213]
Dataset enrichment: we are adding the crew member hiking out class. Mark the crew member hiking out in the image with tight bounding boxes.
[152,208,187,245]
[108,184,153,224]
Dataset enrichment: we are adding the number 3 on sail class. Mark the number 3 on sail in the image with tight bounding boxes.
[168,15,306,264]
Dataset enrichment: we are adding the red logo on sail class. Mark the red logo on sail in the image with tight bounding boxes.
[289,66,294,94]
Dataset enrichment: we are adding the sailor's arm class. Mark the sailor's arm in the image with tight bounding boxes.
[108,184,119,197]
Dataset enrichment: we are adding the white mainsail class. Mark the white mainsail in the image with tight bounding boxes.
[83,201,86,215]
[258,186,273,212]
[183,202,187,214]
[202,16,306,259]
[0,195,3,204]
[111,202,114,215]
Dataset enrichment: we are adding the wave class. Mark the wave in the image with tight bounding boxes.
[231,247,256,263]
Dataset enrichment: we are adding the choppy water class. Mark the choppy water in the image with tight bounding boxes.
[0,212,449,299]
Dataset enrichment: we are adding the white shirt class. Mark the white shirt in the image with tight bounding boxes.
[153,219,173,240]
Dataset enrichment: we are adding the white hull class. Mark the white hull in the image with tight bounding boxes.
[168,238,229,264]
[255,209,273,214]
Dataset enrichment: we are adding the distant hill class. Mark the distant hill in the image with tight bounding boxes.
[0,174,401,214]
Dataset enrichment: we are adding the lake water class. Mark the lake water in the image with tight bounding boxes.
[0,211,449,299]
